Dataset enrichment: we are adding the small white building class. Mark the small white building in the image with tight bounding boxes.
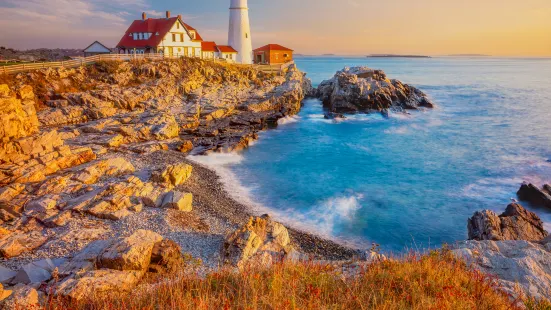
[116,11,203,57]
[83,41,111,57]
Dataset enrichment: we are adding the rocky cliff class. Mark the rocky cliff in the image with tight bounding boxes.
[316,66,434,114]
[455,203,551,301]
[0,58,316,306]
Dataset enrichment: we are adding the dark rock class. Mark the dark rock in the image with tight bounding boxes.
[517,183,551,208]
[324,112,346,120]
[468,203,548,241]
[148,240,183,273]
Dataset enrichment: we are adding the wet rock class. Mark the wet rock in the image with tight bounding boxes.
[223,214,294,268]
[468,203,548,241]
[324,112,346,120]
[517,183,551,209]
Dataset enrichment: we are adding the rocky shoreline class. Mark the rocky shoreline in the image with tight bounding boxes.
[1,59,550,306]
[0,58,361,306]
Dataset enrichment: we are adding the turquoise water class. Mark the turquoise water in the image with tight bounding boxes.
[201,57,551,251]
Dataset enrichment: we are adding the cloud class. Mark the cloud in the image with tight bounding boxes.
[0,0,150,49]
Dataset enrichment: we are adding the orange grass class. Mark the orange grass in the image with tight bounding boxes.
[45,250,523,310]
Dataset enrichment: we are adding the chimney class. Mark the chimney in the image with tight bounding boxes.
[177,14,182,20]
[142,12,147,20]
[166,11,171,18]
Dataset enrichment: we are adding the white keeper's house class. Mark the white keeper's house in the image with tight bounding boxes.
[116,11,205,58]
[116,5,254,64]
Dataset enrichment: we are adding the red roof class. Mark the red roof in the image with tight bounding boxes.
[183,23,203,41]
[217,45,238,53]
[201,41,217,52]
[117,17,203,48]
[253,44,293,52]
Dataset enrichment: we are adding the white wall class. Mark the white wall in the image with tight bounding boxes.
[158,20,202,57]
[84,42,111,53]
[228,0,253,64]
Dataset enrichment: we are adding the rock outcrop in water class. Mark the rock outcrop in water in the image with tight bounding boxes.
[467,203,548,241]
[455,202,551,301]
[517,183,551,209]
[315,66,434,113]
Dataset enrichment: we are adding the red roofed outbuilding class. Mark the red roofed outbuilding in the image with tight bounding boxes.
[253,44,294,65]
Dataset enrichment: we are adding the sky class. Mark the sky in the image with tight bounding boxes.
[0,0,550,56]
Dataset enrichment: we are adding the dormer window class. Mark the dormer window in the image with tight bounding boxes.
[133,33,138,40]
[138,33,143,40]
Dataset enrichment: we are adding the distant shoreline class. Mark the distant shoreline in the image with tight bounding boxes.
[366,54,431,58]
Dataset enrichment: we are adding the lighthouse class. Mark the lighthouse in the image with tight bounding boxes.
[228,0,253,64]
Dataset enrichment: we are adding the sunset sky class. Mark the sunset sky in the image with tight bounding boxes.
[1,0,550,56]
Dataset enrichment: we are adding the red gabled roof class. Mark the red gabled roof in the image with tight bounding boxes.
[254,44,293,52]
[117,17,203,48]
[201,41,217,52]
[217,45,238,53]
[183,23,203,42]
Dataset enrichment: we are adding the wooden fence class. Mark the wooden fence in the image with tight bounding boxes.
[0,54,293,75]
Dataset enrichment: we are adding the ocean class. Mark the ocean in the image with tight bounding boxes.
[192,56,551,252]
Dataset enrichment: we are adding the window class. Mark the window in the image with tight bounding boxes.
[180,33,184,42]
[177,23,180,29]
[138,33,143,40]
[172,33,176,41]
[245,33,248,39]
[284,53,289,57]
[133,33,138,40]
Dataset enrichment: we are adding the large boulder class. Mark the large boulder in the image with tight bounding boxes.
[468,203,548,241]
[55,269,143,301]
[99,230,163,272]
[453,240,551,301]
[517,183,551,209]
[315,67,434,113]
[161,191,193,211]
[223,214,294,268]
[152,163,193,187]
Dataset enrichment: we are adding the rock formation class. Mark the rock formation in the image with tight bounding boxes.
[316,66,434,113]
[468,203,548,241]
[517,183,551,209]
[222,214,295,268]
[456,202,551,301]
[0,58,314,307]
[453,240,551,301]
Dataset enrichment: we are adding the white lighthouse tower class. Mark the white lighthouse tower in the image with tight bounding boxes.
[228,0,253,64]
